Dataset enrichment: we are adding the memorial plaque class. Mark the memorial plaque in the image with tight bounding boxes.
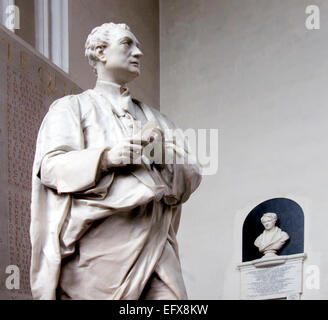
[237,253,306,300]
[0,25,81,299]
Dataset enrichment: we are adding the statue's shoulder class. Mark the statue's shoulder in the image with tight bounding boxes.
[281,230,290,240]
[48,90,93,116]
[49,91,83,110]
[50,93,78,108]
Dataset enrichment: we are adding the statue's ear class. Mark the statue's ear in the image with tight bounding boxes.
[95,45,107,63]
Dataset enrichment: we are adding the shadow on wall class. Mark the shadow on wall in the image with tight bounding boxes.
[242,198,304,262]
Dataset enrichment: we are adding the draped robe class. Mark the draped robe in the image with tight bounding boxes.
[254,226,289,254]
[29,89,202,300]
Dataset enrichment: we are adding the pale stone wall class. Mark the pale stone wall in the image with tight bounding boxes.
[160,0,328,299]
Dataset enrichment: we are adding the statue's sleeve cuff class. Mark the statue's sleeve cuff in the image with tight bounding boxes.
[40,147,107,194]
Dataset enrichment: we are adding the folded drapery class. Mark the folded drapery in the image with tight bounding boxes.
[30,90,202,299]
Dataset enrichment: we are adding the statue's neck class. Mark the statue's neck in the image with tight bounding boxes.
[95,66,129,87]
[264,226,278,234]
[94,79,129,100]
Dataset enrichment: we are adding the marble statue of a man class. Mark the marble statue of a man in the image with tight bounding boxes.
[254,213,289,257]
[29,23,202,300]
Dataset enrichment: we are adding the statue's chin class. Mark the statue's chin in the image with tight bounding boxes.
[131,69,140,77]
[123,70,140,83]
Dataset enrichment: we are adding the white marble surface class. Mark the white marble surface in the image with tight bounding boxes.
[254,213,290,258]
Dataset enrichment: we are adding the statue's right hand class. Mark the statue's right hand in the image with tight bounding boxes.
[102,138,145,168]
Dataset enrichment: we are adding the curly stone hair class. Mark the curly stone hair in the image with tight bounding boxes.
[260,212,278,223]
[85,22,131,74]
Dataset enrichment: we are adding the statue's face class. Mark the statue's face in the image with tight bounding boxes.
[262,218,275,230]
[101,28,143,84]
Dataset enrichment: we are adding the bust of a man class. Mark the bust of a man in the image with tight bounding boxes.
[254,213,289,258]
[30,22,201,300]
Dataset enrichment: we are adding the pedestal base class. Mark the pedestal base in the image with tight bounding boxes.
[237,253,306,300]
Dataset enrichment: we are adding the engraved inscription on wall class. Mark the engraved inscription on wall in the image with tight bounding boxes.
[238,254,305,300]
[0,26,81,299]
[7,66,45,190]
[244,264,298,298]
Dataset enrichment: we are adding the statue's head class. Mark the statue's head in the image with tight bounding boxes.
[85,22,143,84]
[260,212,277,230]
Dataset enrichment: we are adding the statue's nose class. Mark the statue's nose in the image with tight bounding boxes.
[133,46,143,58]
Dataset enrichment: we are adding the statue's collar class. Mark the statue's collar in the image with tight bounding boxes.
[94,80,129,98]
[93,80,136,119]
